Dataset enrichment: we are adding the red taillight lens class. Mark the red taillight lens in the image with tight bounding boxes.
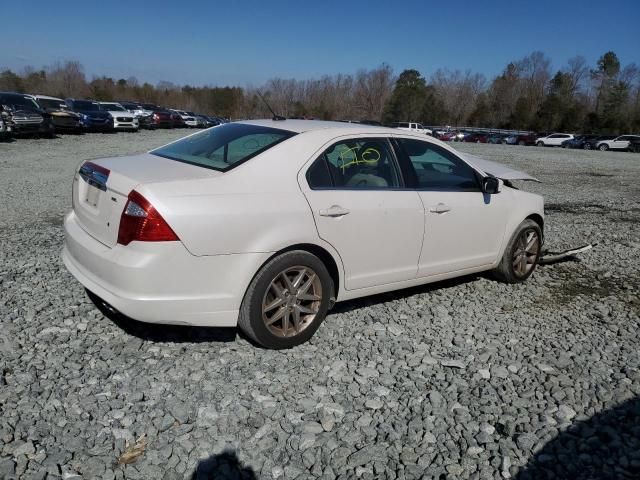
[117,190,179,245]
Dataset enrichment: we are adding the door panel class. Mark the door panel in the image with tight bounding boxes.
[300,137,424,290]
[392,137,510,277]
[417,191,508,276]
[305,190,424,289]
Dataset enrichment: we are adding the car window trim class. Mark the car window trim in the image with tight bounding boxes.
[306,136,407,191]
[391,136,483,192]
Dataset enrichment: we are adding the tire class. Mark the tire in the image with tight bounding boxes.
[584,143,591,150]
[493,219,542,284]
[518,140,525,146]
[238,250,334,349]
[536,141,544,147]
[599,144,609,151]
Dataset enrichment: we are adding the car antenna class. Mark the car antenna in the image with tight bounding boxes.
[257,91,285,121]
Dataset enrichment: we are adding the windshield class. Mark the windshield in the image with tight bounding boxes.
[151,123,296,172]
[101,104,126,111]
[37,98,65,110]
[73,100,100,111]
[1,95,40,111]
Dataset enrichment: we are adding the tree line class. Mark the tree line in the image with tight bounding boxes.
[1,51,638,134]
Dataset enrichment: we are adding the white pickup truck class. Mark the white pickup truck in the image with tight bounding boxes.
[393,122,432,135]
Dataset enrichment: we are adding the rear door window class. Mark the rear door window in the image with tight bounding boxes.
[307,138,400,189]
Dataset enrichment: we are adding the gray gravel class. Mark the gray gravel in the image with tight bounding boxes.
[1,131,639,480]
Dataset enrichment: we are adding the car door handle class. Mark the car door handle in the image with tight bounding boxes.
[429,203,451,214]
[319,205,350,217]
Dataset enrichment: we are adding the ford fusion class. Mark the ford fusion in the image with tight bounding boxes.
[62,120,544,348]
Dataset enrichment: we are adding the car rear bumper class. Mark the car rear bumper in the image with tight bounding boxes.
[62,211,271,327]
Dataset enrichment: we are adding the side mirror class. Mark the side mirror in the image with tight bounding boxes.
[482,176,501,194]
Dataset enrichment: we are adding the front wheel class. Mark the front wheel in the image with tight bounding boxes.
[584,143,591,150]
[493,219,542,283]
[536,141,544,147]
[238,251,333,349]
[599,144,609,151]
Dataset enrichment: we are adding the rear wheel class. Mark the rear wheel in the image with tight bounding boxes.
[599,144,609,151]
[238,250,333,349]
[493,219,542,283]
[584,143,591,150]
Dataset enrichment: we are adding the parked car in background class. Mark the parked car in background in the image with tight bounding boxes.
[140,104,172,128]
[504,133,537,146]
[191,113,209,128]
[437,131,457,141]
[582,135,615,150]
[535,133,574,147]
[560,134,599,149]
[464,132,489,143]
[0,92,54,137]
[168,110,186,128]
[34,95,83,133]
[629,137,640,153]
[203,116,222,127]
[451,131,466,142]
[170,109,198,128]
[62,120,543,349]
[595,135,640,151]
[117,101,155,129]
[393,122,432,135]
[65,99,114,132]
[487,133,508,144]
[98,102,139,131]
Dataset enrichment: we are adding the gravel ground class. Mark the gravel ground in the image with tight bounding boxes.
[1,131,639,480]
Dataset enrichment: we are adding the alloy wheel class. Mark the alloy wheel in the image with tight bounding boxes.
[512,229,540,278]
[262,266,322,337]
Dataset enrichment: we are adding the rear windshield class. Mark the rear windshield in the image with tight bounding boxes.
[151,123,296,172]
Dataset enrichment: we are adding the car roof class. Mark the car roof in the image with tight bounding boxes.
[238,119,397,134]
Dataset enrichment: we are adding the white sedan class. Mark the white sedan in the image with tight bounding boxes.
[62,120,544,348]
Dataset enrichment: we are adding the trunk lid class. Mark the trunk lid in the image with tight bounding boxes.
[72,152,220,247]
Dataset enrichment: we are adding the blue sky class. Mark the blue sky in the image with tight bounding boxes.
[2,0,639,87]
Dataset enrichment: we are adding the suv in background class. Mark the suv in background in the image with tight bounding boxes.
[583,135,615,150]
[535,133,574,147]
[99,102,140,131]
[0,92,54,137]
[118,101,155,129]
[65,99,114,132]
[170,109,198,127]
[393,122,432,135]
[595,135,640,151]
[34,95,83,133]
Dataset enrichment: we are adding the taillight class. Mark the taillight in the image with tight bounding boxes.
[117,190,179,245]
